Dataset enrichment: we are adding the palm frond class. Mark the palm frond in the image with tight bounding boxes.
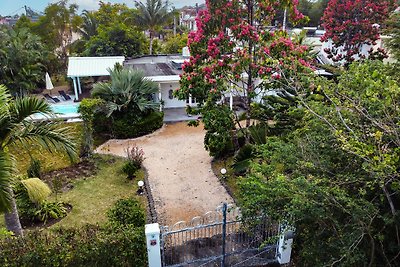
[20,178,51,204]
[9,120,78,162]
[0,150,13,212]
[10,96,53,123]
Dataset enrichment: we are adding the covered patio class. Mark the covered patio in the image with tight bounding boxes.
[67,56,125,101]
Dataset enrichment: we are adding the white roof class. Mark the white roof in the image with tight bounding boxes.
[145,75,181,82]
[67,56,125,77]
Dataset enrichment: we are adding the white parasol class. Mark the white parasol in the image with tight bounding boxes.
[45,72,54,94]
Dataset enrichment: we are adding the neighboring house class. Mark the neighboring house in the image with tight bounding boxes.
[179,4,205,31]
[125,54,196,110]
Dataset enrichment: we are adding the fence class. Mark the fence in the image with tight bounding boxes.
[158,204,281,267]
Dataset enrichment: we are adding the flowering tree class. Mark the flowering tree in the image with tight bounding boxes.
[176,0,312,150]
[321,0,396,64]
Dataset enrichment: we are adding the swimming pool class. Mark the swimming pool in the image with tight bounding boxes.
[52,104,79,115]
[30,103,80,121]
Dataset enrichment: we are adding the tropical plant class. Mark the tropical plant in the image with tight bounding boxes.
[31,0,82,69]
[239,60,400,265]
[78,10,98,40]
[107,198,145,228]
[84,22,146,57]
[91,67,159,118]
[78,98,104,157]
[0,85,77,235]
[27,158,42,178]
[134,0,171,55]
[162,33,188,54]
[0,27,48,95]
[34,201,67,223]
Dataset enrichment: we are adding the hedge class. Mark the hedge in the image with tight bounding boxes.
[0,225,146,267]
[93,111,164,139]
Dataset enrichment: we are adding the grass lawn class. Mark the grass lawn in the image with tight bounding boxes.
[0,154,145,229]
[53,155,145,228]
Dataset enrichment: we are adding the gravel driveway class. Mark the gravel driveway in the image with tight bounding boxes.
[96,122,234,226]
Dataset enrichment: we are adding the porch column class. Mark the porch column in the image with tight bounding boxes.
[72,77,79,101]
[158,84,162,112]
[77,76,82,94]
[189,94,192,105]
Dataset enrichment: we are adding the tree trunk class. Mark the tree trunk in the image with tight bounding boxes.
[4,186,23,236]
[149,31,154,55]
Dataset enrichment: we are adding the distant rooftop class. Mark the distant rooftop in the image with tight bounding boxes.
[125,55,188,77]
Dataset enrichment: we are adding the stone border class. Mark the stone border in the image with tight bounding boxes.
[143,166,158,224]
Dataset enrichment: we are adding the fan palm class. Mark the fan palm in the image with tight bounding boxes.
[0,85,77,235]
[134,0,171,55]
[91,67,159,117]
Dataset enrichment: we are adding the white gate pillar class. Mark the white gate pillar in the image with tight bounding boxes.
[277,226,294,265]
[145,223,162,267]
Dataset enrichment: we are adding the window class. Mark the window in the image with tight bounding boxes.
[168,89,174,99]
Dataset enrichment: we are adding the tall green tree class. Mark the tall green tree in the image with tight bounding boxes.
[239,60,400,265]
[134,0,171,55]
[78,10,98,40]
[31,0,82,70]
[385,11,400,62]
[0,28,48,95]
[0,85,77,235]
[84,23,146,57]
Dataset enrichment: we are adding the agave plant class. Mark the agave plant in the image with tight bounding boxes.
[0,84,77,235]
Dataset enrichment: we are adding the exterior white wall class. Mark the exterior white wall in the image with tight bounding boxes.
[159,82,187,108]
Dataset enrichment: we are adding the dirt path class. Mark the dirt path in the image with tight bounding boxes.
[96,122,234,226]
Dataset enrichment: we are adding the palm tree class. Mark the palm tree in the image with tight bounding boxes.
[0,85,77,236]
[78,10,98,40]
[134,0,171,55]
[91,67,159,117]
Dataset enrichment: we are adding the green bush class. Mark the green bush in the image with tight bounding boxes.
[93,111,163,139]
[112,111,164,139]
[107,198,145,228]
[121,161,140,179]
[0,225,147,267]
[34,202,68,223]
[0,198,148,266]
[27,158,42,178]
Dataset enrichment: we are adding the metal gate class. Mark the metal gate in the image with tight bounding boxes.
[160,204,280,267]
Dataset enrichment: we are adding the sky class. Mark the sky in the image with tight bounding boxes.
[0,0,205,16]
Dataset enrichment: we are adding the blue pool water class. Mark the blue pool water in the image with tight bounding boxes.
[52,104,79,115]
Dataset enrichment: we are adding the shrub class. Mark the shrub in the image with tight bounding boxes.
[122,161,139,179]
[112,111,164,139]
[34,202,68,223]
[107,198,145,228]
[27,158,42,178]
[0,198,148,266]
[0,225,147,267]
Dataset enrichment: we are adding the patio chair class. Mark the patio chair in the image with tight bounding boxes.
[59,90,72,101]
[43,94,60,103]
